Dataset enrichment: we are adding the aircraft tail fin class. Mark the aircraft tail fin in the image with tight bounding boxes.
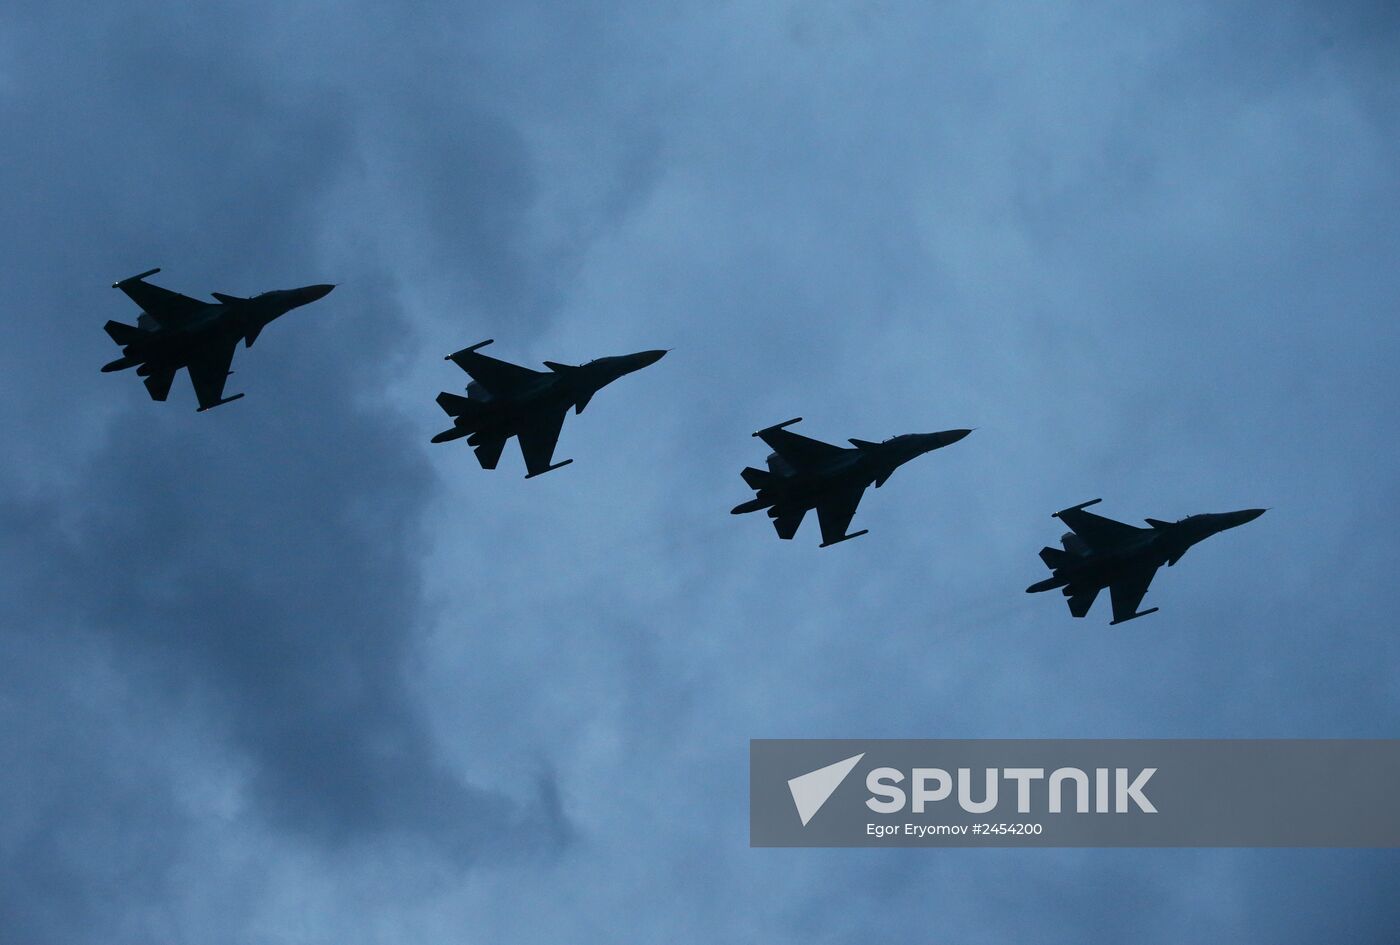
[1039,546,1072,570]
[435,391,479,417]
[143,368,175,402]
[740,466,774,490]
[104,320,146,346]
[1067,586,1100,618]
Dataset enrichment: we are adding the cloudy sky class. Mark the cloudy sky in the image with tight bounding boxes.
[2,1,1398,941]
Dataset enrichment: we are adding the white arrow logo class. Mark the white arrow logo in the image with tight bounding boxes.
[787,753,865,826]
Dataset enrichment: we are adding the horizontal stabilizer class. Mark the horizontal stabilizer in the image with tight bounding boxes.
[543,360,573,372]
[848,438,878,449]
[104,320,147,346]
[740,466,774,490]
[1039,546,1072,570]
[211,292,246,304]
[1144,518,1172,529]
[195,393,245,412]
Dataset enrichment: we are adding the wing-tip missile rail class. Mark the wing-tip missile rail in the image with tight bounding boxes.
[195,393,246,412]
[1109,607,1159,626]
[752,417,802,438]
[523,459,573,479]
[113,267,161,289]
[445,339,494,361]
[819,528,868,548]
[1052,498,1102,519]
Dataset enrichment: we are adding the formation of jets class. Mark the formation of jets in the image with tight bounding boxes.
[101,269,1266,625]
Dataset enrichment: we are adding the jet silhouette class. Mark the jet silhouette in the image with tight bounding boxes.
[102,268,334,411]
[1026,498,1266,624]
[731,418,972,546]
[432,339,667,478]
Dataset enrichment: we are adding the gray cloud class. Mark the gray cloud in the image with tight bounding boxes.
[1,4,571,940]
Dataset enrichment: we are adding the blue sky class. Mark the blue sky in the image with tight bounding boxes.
[1,2,1398,942]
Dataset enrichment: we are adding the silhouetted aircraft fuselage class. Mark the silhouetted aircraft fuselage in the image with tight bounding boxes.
[448,352,666,436]
[102,269,333,410]
[105,285,333,372]
[731,419,971,546]
[1026,501,1266,624]
[445,351,666,442]
[433,341,667,477]
[734,431,970,514]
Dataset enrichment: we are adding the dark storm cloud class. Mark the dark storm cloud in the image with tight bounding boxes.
[0,3,571,937]
[6,403,519,845]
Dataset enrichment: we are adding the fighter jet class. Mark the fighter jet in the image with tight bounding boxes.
[432,340,667,478]
[102,268,334,411]
[730,418,972,547]
[1026,499,1266,625]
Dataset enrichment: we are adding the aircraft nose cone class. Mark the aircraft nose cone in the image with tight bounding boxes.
[1216,508,1267,531]
[304,284,335,302]
[923,428,972,450]
[634,349,668,367]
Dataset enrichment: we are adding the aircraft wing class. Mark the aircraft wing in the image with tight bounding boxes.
[446,348,544,396]
[771,504,808,540]
[1109,565,1159,624]
[816,485,865,546]
[757,427,846,470]
[1056,507,1144,551]
[114,275,206,325]
[517,406,569,477]
[187,338,238,410]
